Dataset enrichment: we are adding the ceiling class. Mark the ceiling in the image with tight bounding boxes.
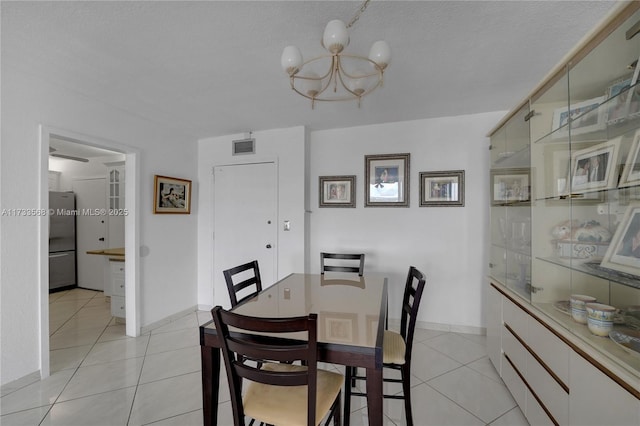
[2,0,619,152]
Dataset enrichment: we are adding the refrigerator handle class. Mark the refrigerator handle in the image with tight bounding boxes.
[49,253,71,258]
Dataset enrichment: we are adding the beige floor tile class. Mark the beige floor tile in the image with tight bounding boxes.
[0,369,74,415]
[40,387,136,426]
[50,344,93,373]
[139,345,200,384]
[0,405,51,425]
[82,335,150,366]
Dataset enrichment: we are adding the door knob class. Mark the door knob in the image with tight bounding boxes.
[266,244,272,249]
[99,237,105,241]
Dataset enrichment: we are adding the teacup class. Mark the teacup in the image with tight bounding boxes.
[586,303,616,337]
[570,294,597,324]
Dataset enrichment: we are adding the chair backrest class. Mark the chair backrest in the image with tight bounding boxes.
[320,252,365,276]
[211,306,320,426]
[223,260,262,307]
[399,266,427,363]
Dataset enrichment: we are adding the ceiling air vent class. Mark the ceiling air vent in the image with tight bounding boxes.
[232,138,255,155]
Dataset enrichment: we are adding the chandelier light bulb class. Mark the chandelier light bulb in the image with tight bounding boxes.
[303,72,323,97]
[281,45,303,75]
[322,20,349,54]
[348,70,368,96]
[368,40,391,70]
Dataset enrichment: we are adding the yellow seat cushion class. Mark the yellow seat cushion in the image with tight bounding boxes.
[383,330,406,365]
[243,363,343,426]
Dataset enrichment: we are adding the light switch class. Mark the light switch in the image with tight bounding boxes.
[284,220,291,231]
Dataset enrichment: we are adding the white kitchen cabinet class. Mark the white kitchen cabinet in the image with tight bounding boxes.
[109,260,125,319]
[105,161,125,248]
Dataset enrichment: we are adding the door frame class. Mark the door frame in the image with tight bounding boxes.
[211,159,279,304]
[38,125,140,378]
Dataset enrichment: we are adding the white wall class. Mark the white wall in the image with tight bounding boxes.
[308,113,504,330]
[197,127,307,309]
[0,67,198,385]
[49,153,125,191]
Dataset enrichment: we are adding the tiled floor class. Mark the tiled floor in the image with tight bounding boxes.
[1,288,528,425]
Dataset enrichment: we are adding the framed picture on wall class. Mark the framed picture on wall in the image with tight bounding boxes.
[319,175,356,207]
[419,170,464,207]
[153,175,192,214]
[364,153,410,207]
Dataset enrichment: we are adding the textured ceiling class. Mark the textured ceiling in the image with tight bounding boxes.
[2,1,618,145]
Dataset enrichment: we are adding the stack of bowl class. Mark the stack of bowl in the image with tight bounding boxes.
[586,303,616,337]
[570,294,597,324]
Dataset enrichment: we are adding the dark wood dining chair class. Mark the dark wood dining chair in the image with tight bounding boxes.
[211,306,343,426]
[320,252,365,276]
[343,266,427,426]
[223,260,262,307]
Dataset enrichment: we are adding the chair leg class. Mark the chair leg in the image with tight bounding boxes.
[401,364,413,426]
[343,368,352,426]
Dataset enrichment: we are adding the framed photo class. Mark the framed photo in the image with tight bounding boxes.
[600,202,640,277]
[605,75,640,125]
[619,129,640,188]
[569,138,621,194]
[419,170,465,207]
[319,312,358,343]
[552,96,605,138]
[365,153,410,207]
[153,175,192,214]
[319,175,356,208]
[490,168,530,205]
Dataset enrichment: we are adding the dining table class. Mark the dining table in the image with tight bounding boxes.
[200,272,388,426]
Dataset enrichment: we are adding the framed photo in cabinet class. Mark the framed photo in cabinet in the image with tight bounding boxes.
[619,129,640,188]
[600,202,640,277]
[490,168,530,205]
[319,175,356,208]
[605,75,640,125]
[552,96,605,138]
[569,138,621,194]
[419,170,464,207]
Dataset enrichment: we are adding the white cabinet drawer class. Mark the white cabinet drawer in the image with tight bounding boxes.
[502,353,527,410]
[528,316,569,385]
[503,296,528,339]
[109,261,125,297]
[502,324,527,374]
[111,295,125,318]
[526,351,568,425]
[110,261,125,276]
[525,389,555,426]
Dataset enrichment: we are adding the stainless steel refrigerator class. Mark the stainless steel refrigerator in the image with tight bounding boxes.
[49,191,77,291]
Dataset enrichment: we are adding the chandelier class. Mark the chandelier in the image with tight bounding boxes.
[280,1,390,108]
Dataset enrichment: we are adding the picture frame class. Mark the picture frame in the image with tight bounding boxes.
[419,170,465,207]
[568,138,621,194]
[319,312,359,343]
[364,153,410,207]
[552,96,605,138]
[153,175,192,214]
[600,202,640,277]
[490,168,531,205]
[604,75,640,125]
[319,175,356,208]
[618,129,640,188]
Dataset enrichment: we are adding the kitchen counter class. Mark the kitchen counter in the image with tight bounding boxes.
[86,247,125,262]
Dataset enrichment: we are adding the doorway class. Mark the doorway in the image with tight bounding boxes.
[213,162,277,307]
[39,126,139,378]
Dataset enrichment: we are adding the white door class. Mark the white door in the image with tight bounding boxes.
[213,162,277,307]
[73,178,107,291]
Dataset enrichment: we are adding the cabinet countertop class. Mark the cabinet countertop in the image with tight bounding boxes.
[86,247,125,261]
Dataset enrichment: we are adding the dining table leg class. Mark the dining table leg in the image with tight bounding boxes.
[201,345,221,426]
[365,366,383,426]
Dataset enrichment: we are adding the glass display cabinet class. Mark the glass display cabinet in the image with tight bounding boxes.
[488,3,640,424]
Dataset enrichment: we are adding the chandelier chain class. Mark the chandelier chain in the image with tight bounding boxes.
[346,0,371,29]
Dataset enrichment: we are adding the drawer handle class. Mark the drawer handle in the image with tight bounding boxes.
[119,268,124,272]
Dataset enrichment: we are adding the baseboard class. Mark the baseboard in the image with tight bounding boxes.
[198,304,213,312]
[139,305,198,335]
[1,370,40,397]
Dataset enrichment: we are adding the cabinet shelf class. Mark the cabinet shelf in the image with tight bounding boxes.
[538,256,640,291]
